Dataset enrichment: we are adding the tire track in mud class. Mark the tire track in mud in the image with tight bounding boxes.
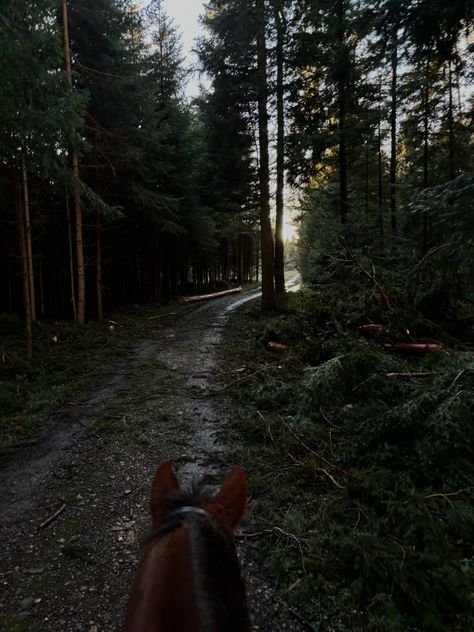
[0,287,306,632]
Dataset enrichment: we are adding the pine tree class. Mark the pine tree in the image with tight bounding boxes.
[0,0,84,353]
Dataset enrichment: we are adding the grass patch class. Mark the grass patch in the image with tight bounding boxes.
[233,290,474,631]
[0,303,187,461]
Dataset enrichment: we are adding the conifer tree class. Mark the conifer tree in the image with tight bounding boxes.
[0,0,84,353]
[256,0,276,309]
[273,0,287,296]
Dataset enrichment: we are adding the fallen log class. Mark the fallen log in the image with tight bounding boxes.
[179,287,242,304]
[384,343,444,354]
[147,312,177,321]
[267,341,289,352]
[357,324,383,335]
[385,371,433,378]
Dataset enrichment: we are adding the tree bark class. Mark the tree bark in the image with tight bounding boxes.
[378,81,384,244]
[422,57,430,189]
[422,56,430,253]
[96,212,104,322]
[21,156,36,322]
[62,0,86,323]
[39,252,45,319]
[256,0,276,310]
[378,119,384,243]
[389,22,399,235]
[336,0,348,223]
[364,141,369,216]
[447,59,455,181]
[15,171,33,359]
[65,194,77,321]
[274,1,286,296]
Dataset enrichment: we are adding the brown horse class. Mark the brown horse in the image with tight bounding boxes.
[124,461,251,632]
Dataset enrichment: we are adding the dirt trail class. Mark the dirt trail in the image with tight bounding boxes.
[0,288,306,632]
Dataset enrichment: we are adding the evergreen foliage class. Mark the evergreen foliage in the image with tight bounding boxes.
[0,0,260,337]
[237,290,474,630]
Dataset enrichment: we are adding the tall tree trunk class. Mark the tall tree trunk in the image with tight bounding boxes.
[378,81,384,244]
[96,212,104,322]
[422,57,430,189]
[378,119,384,244]
[21,156,36,322]
[455,52,462,113]
[65,194,77,321]
[422,56,430,253]
[15,172,32,359]
[364,141,369,216]
[447,59,455,181]
[336,0,348,223]
[389,22,399,235]
[256,0,276,310]
[274,0,286,296]
[62,0,86,323]
[39,252,45,319]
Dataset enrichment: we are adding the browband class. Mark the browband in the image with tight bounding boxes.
[169,506,211,520]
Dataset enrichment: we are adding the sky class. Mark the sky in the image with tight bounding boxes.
[139,0,207,97]
[136,0,297,239]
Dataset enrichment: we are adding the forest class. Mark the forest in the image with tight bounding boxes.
[0,0,473,630]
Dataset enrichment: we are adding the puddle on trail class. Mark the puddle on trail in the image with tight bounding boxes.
[149,290,265,487]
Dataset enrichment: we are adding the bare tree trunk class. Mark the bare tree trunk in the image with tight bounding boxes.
[39,252,45,319]
[422,57,430,189]
[378,122,384,244]
[378,81,384,245]
[7,257,13,313]
[364,141,369,216]
[96,212,104,322]
[455,50,462,113]
[422,56,430,253]
[62,0,86,323]
[447,59,455,180]
[336,0,348,223]
[389,22,399,235]
[274,0,286,296]
[15,172,33,359]
[256,0,276,310]
[21,156,36,322]
[65,194,77,321]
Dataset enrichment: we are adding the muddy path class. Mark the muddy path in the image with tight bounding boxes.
[0,288,306,632]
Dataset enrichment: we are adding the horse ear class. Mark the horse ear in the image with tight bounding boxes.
[150,461,180,526]
[214,465,247,531]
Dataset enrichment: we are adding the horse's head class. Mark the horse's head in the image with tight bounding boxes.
[149,460,247,535]
[124,462,251,631]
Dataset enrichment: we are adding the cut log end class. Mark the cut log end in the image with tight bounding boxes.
[267,341,289,352]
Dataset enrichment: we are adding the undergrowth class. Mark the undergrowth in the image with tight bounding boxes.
[234,290,474,632]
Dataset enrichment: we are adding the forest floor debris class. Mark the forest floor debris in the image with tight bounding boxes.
[0,291,310,632]
[229,290,474,632]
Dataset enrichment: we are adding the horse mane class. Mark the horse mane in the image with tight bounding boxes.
[145,487,250,632]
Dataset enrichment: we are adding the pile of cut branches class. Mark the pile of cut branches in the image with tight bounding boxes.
[235,291,474,631]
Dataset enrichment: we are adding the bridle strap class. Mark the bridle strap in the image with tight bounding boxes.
[168,506,212,520]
